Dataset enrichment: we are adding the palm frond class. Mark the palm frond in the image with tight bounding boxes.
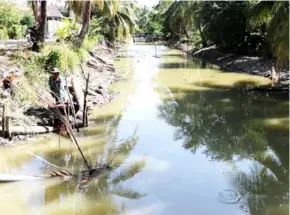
[110,185,146,200]
[249,1,274,25]
[113,137,138,157]
[234,164,277,196]
[111,160,145,185]
[253,153,288,182]
[68,1,83,18]
[267,2,289,67]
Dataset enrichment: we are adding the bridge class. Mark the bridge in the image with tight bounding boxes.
[133,33,163,42]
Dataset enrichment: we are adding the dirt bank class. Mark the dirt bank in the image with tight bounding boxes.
[170,41,289,86]
[0,42,122,143]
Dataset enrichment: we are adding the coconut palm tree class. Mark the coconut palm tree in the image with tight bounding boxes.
[162,1,217,46]
[31,0,47,43]
[249,1,289,68]
[77,0,91,47]
[163,1,195,39]
[69,0,136,45]
[94,0,136,41]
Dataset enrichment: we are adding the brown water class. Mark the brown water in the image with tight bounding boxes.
[0,44,289,215]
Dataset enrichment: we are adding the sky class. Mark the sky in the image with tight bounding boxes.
[135,0,159,8]
[14,0,160,9]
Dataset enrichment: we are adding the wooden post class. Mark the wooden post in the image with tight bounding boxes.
[83,73,90,127]
[1,105,5,137]
[85,106,88,127]
[65,75,79,132]
[5,116,11,139]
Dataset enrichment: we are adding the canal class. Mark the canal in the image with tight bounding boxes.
[0,43,288,215]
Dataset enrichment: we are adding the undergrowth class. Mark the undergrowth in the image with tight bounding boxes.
[10,37,97,105]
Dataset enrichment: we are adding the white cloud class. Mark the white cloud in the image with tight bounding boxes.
[127,154,171,173]
[124,202,167,215]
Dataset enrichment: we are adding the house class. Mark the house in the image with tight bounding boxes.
[46,4,64,37]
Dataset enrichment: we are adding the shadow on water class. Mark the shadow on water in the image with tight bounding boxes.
[158,58,208,69]
[160,53,186,58]
[157,79,289,215]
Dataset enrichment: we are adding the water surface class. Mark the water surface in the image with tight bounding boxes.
[0,44,288,215]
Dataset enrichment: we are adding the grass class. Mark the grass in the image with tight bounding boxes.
[8,38,98,105]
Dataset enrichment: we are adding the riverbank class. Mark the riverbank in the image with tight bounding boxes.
[169,41,289,87]
[0,42,122,144]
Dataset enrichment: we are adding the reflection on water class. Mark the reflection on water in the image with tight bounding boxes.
[0,44,288,215]
[156,49,289,215]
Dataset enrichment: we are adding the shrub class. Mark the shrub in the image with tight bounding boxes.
[0,25,8,40]
[8,24,25,39]
[0,2,22,28]
[56,18,79,40]
[83,37,96,52]
[88,18,103,40]
[43,42,81,72]
[20,14,34,27]
[45,50,61,70]
[189,31,203,50]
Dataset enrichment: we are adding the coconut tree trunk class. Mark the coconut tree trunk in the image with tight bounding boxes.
[77,0,91,47]
[37,0,47,43]
[31,0,40,22]
[183,25,189,39]
[197,22,207,47]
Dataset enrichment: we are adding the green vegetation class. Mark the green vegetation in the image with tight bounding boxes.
[0,26,8,40]
[55,18,79,41]
[67,0,136,46]
[87,18,103,41]
[137,1,289,67]
[8,25,25,40]
[0,1,32,40]
[20,14,34,27]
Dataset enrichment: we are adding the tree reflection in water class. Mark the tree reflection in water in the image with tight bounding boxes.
[43,115,146,215]
[157,87,289,215]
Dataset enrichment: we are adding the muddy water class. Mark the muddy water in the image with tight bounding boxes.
[0,44,288,215]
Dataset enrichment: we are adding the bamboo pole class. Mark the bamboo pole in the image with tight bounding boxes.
[66,126,91,170]
[6,141,71,173]
[65,75,79,132]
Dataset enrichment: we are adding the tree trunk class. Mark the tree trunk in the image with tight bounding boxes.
[31,1,39,22]
[37,0,47,43]
[76,0,91,47]
[183,23,189,39]
[197,22,207,47]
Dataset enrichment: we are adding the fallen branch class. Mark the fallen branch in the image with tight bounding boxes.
[88,50,113,65]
